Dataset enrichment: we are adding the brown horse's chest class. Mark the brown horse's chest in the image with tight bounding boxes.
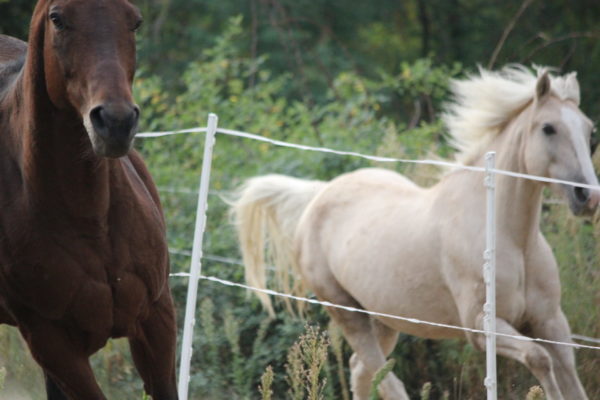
[0,199,168,337]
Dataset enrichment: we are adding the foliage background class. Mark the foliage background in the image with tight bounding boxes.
[0,0,599,399]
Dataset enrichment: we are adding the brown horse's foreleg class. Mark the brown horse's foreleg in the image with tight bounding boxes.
[17,316,106,400]
[45,373,69,400]
[531,311,588,400]
[469,316,564,400]
[129,291,178,400]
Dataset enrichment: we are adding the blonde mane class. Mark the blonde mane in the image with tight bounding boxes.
[442,65,581,165]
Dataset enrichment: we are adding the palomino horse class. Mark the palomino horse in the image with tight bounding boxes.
[0,1,178,399]
[232,67,597,399]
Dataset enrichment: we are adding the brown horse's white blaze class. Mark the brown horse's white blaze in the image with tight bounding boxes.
[43,0,142,158]
[232,66,594,400]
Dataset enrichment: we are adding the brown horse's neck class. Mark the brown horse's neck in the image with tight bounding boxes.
[6,32,112,222]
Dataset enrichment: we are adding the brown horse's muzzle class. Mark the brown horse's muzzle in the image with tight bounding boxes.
[88,103,140,158]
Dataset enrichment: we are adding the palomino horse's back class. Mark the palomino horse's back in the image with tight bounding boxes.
[0,35,26,63]
[0,35,25,96]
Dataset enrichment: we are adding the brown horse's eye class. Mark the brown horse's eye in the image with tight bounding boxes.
[49,12,65,30]
[542,123,556,135]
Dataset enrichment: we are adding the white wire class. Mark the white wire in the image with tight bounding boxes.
[572,334,600,344]
[169,249,243,266]
[168,267,600,347]
[158,187,229,196]
[136,127,207,138]
[137,125,600,190]
[139,125,600,350]
[188,274,600,352]
[217,127,600,191]
[216,128,484,171]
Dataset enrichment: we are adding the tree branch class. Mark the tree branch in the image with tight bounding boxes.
[487,0,535,69]
[521,31,600,63]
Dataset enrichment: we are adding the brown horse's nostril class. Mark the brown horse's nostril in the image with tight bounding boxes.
[89,104,139,141]
[88,104,139,158]
[90,105,107,134]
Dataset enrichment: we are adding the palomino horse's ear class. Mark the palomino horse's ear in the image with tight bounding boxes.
[565,72,580,105]
[535,71,551,101]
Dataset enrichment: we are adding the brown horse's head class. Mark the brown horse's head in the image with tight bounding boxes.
[34,0,142,158]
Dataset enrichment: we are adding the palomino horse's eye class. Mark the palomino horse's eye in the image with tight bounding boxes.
[49,12,65,30]
[542,123,556,135]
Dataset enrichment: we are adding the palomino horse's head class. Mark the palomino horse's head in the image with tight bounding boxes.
[35,0,142,158]
[524,72,600,215]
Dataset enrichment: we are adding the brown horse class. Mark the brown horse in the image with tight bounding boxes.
[0,1,178,399]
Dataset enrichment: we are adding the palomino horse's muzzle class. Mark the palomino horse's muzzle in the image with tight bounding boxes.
[567,184,600,216]
[89,102,140,158]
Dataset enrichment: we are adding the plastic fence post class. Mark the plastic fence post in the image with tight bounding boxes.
[484,151,497,400]
[177,113,218,400]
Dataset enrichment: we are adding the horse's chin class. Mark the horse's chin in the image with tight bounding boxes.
[564,185,597,217]
[94,142,133,159]
[84,124,135,158]
[567,202,590,217]
[86,131,134,159]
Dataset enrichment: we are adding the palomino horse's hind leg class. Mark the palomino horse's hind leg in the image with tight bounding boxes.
[299,242,407,399]
[531,311,588,400]
[348,319,407,400]
[470,317,564,400]
[310,275,408,400]
[329,309,408,400]
[128,291,178,400]
[373,319,401,356]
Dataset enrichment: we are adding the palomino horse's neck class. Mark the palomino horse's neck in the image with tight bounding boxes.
[480,104,544,247]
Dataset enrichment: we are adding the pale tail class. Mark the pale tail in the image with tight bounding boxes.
[230,174,326,316]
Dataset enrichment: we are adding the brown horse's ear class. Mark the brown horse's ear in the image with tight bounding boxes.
[24,1,47,91]
[535,71,551,101]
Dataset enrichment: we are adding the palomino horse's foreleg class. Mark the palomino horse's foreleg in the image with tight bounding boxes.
[470,317,564,400]
[128,291,178,400]
[18,316,106,399]
[532,311,588,400]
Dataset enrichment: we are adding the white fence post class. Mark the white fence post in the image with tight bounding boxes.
[484,151,497,400]
[177,113,219,400]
